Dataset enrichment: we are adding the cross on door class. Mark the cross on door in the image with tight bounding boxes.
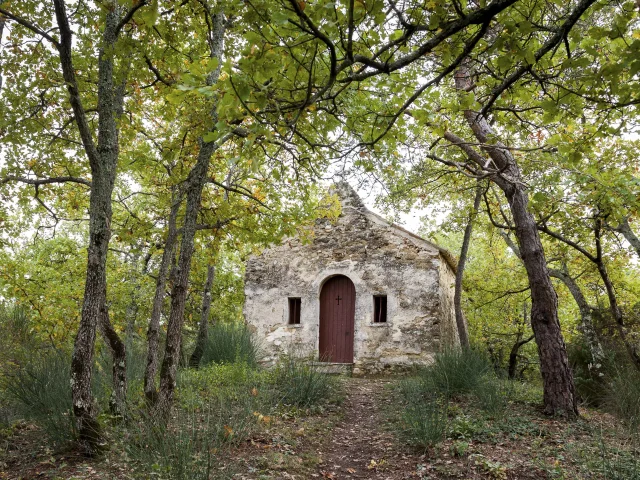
[336,296,342,305]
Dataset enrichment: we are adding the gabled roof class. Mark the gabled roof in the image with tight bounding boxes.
[332,182,458,273]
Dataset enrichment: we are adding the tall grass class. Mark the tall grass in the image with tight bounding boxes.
[126,363,273,480]
[271,355,339,408]
[603,365,640,431]
[398,348,509,447]
[419,347,492,399]
[200,323,259,367]
[2,352,77,446]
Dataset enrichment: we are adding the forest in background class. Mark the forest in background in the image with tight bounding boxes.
[0,0,639,477]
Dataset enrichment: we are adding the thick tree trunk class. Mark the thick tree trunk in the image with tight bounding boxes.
[451,64,577,417]
[54,0,128,451]
[507,189,577,415]
[155,12,226,417]
[144,195,181,404]
[189,265,216,368]
[454,184,482,348]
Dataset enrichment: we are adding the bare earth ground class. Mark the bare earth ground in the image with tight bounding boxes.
[1,377,638,479]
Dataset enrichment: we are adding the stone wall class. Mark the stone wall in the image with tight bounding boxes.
[244,184,458,374]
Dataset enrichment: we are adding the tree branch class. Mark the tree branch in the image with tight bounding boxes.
[0,8,61,49]
[0,175,91,187]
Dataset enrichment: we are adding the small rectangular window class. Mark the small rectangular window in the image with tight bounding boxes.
[374,295,387,323]
[288,298,301,324]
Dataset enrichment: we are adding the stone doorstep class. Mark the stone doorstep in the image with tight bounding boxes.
[309,361,354,376]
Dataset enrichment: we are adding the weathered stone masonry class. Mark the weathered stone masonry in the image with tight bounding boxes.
[244,183,459,374]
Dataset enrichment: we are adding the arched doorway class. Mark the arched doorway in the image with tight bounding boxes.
[319,275,356,363]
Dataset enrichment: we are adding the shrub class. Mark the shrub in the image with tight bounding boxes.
[127,364,272,480]
[603,365,640,431]
[271,355,339,408]
[415,348,492,399]
[473,376,510,416]
[2,352,77,446]
[399,379,448,447]
[200,323,259,367]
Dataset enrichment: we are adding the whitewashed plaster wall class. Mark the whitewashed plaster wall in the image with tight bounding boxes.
[243,184,458,374]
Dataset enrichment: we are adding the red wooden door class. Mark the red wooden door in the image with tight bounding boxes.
[319,275,356,363]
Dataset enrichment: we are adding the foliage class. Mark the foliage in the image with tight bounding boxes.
[1,352,77,446]
[603,365,640,432]
[270,355,340,408]
[128,364,273,480]
[414,348,492,399]
[399,380,449,448]
[199,322,260,368]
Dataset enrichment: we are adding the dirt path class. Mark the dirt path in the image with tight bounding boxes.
[315,378,418,480]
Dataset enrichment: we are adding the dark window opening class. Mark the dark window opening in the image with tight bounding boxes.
[288,297,301,324]
[374,295,387,323]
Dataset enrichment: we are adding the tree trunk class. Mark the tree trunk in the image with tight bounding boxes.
[144,194,181,404]
[616,217,640,258]
[0,16,5,91]
[451,64,578,417]
[155,12,226,417]
[454,183,482,348]
[99,311,127,417]
[594,218,640,370]
[548,265,606,370]
[53,0,128,452]
[508,333,535,379]
[189,265,215,368]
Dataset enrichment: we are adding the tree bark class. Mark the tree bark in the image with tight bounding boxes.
[454,183,482,348]
[615,217,640,259]
[99,310,127,417]
[501,232,606,372]
[547,264,606,370]
[450,64,578,417]
[594,218,640,370]
[508,333,535,379]
[155,11,226,417]
[144,194,181,404]
[189,265,216,368]
[53,0,131,452]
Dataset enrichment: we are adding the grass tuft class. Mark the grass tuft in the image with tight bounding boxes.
[200,323,260,367]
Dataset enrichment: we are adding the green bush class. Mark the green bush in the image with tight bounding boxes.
[271,355,339,408]
[603,365,640,431]
[399,379,448,447]
[567,340,611,406]
[127,364,272,480]
[473,376,510,416]
[415,348,492,399]
[200,323,259,367]
[2,352,77,446]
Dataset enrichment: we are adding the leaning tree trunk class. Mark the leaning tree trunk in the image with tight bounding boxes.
[501,232,606,373]
[155,12,226,417]
[616,217,640,258]
[144,194,181,404]
[548,265,606,371]
[454,183,482,348]
[189,265,216,368]
[450,64,578,417]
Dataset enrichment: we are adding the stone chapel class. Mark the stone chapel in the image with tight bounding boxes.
[243,183,460,374]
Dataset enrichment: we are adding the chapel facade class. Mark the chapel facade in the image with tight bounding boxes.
[243,183,460,374]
